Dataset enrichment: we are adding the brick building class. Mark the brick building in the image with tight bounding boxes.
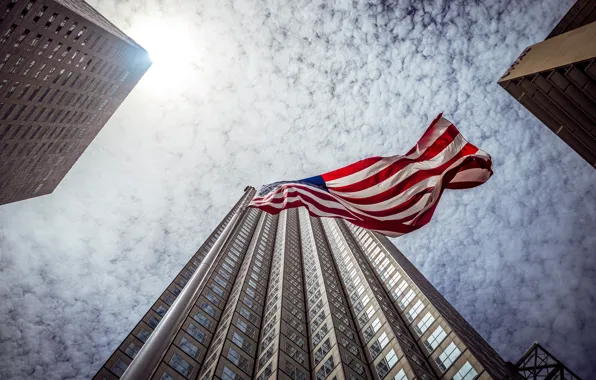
[0,0,150,205]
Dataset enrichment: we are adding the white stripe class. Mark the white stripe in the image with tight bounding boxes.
[331,133,468,198]
[333,153,490,213]
[450,166,491,183]
[324,118,452,188]
[251,187,362,221]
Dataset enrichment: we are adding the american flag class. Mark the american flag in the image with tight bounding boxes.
[249,114,493,237]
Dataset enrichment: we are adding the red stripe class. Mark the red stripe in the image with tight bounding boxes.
[321,156,383,182]
[337,143,478,206]
[344,156,491,235]
[405,113,444,156]
[329,124,460,193]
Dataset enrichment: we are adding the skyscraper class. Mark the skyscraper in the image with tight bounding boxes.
[498,2,596,168]
[94,187,572,380]
[0,0,150,205]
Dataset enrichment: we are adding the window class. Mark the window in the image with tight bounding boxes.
[222,365,239,380]
[227,347,248,372]
[212,284,225,297]
[436,342,461,372]
[424,326,446,353]
[156,305,168,316]
[286,361,306,380]
[398,290,415,310]
[124,342,140,358]
[179,336,199,358]
[194,312,212,329]
[376,348,398,379]
[393,281,408,300]
[200,301,216,317]
[316,356,335,380]
[136,329,150,342]
[415,313,435,336]
[160,372,175,380]
[169,352,193,377]
[186,322,206,344]
[393,368,408,380]
[453,361,478,380]
[148,316,160,328]
[111,358,128,376]
[406,300,424,322]
[232,332,245,348]
[314,339,332,364]
[369,317,381,333]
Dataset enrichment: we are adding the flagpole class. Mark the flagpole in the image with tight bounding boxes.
[121,208,245,380]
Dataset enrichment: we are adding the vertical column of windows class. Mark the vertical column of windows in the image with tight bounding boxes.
[254,209,310,380]
[93,191,255,380]
[196,211,277,380]
[155,207,261,380]
[299,208,372,380]
[346,224,481,378]
[323,219,437,380]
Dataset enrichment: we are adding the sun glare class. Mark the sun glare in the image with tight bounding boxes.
[127,17,200,94]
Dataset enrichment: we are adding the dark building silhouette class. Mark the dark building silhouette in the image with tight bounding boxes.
[547,0,596,39]
[499,2,596,168]
[94,188,577,380]
[0,0,150,205]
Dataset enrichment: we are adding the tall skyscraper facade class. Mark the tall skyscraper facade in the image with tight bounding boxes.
[0,0,150,205]
[498,2,596,168]
[94,187,526,380]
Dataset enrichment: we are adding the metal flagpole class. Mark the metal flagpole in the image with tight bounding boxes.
[121,208,245,380]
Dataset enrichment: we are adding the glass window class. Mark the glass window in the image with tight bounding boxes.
[406,300,424,322]
[179,336,199,358]
[206,292,221,306]
[393,368,408,380]
[169,352,193,377]
[436,342,461,372]
[371,318,381,333]
[200,301,216,317]
[222,365,239,380]
[148,316,160,328]
[124,342,140,358]
[187,322,206,344]
[453,361,478,380]
[378,332,389,348]
[160,372,175,380]
[398,290,415,310]
[212,284,225,297]
[156,305,168,316]
[232,332,244,348]
[111,358,128,376]
[415,312,435,336]
[227,347,248,372]
[194,312,212,329]
[424,326,447,353]
[137,329,151,342]
[316,356,335,380]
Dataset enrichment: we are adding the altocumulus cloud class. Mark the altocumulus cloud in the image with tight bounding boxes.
[1,0,595,378]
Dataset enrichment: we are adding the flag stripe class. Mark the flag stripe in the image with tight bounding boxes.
[249,114,492,236]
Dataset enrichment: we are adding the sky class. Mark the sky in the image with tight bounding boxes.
[1,0,595,378]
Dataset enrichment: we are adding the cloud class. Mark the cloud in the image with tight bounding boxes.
[1,0,595,378]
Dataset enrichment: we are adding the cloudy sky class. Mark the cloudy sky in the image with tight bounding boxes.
[1,0,595,378]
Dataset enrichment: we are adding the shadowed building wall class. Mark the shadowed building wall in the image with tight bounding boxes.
[499,2,596,168]
[0,0,150,205]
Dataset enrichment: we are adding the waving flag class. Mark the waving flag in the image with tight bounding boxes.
[249,114,493,237]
